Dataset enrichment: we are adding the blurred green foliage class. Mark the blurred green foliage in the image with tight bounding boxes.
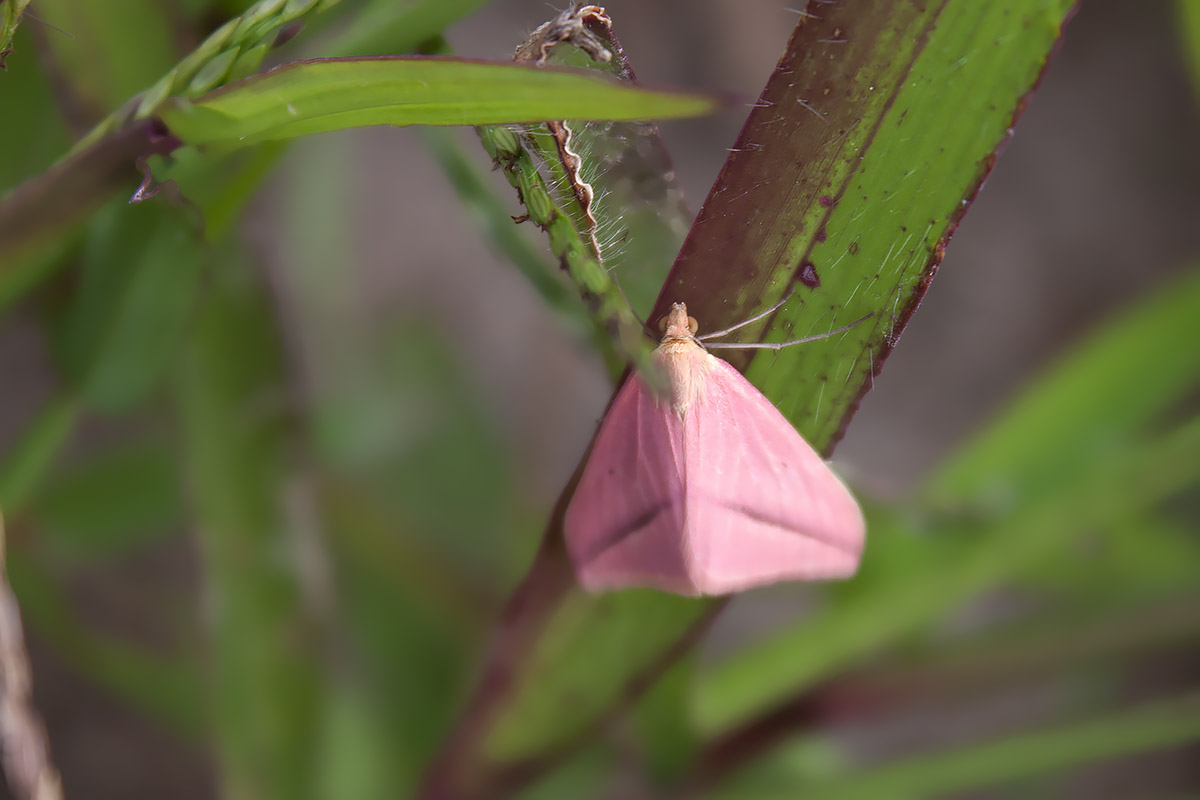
[0,1,1197,799]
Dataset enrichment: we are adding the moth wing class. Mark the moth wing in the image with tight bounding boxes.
[683,357,865,595]
[564,375,698,595]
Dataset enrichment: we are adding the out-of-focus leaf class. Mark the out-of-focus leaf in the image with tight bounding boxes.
[513,745,613,800]
[707,692,1200,800]
[54,199,204,411]
[272,132,507,791]
[0,25,75,301]
[0,239,78,317]
[324,494,479,790]
[313,685,393,800]
[927,267,1200,508]
[274,131,524,583]
[0,396,79,514]
[0,29,68,189]
[483,590,713,763]
[1019,514,1200,598]
[353,324,522,579]
[176,251,322,800]
[1179,0,1200,97]
[420,128,580,329]
[33,0,178,110]
[6,547,203,735]
[633,655,702,782]
[324,0,489,57]
[28,438,182,556]
[319,478,491,633]
[157,58,717,147]
[810,588,1200,712]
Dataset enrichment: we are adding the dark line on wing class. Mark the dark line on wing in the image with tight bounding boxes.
[581,501,673,564]
[717,500,859,555]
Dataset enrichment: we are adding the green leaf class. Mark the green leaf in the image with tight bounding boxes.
[633,655,703,782]
[1179,0,1200,98]
[31,0,178,110]
[0,24,74,298]
[420,128,579,331]
[321,483,479,790]
[927,267,1200,508]
[709,692,1200,799]
[0,395,78,514]
[158,57,717,147]
[0,26,68,189]
[53,199,204,411]
[313,685,394,800]
[325,0,490,57]
[28,438,183,557]
[187,46,241,95]
[7,547,203,736]
[1018,513,1200,599]
[483,591,713,763]
[176,251,323,800]
[273,130,525,581]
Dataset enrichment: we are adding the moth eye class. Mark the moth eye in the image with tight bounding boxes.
[658,316,669,333]
[687,316,699,335]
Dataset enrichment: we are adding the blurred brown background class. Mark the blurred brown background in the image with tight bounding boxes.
[1,0,1198,797]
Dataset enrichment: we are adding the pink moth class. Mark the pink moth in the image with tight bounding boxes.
[564,302,866,596]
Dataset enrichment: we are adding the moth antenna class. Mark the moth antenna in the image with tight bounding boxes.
[705,313,873,350]
[20,9,77,39]
[697,288,797,341]
[607,272,647,332]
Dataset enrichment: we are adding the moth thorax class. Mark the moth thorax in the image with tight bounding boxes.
[656,340,712,417]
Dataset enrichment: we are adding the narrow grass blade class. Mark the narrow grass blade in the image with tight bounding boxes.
[176,253,323,800]
[0,396,78,515]
[53,199,204,411]
[926,267,1200,508]
[709,692,1200,800]
[5,547,203,735]
[158,58,717,148]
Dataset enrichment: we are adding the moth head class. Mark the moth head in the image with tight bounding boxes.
[659,303,699,340]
